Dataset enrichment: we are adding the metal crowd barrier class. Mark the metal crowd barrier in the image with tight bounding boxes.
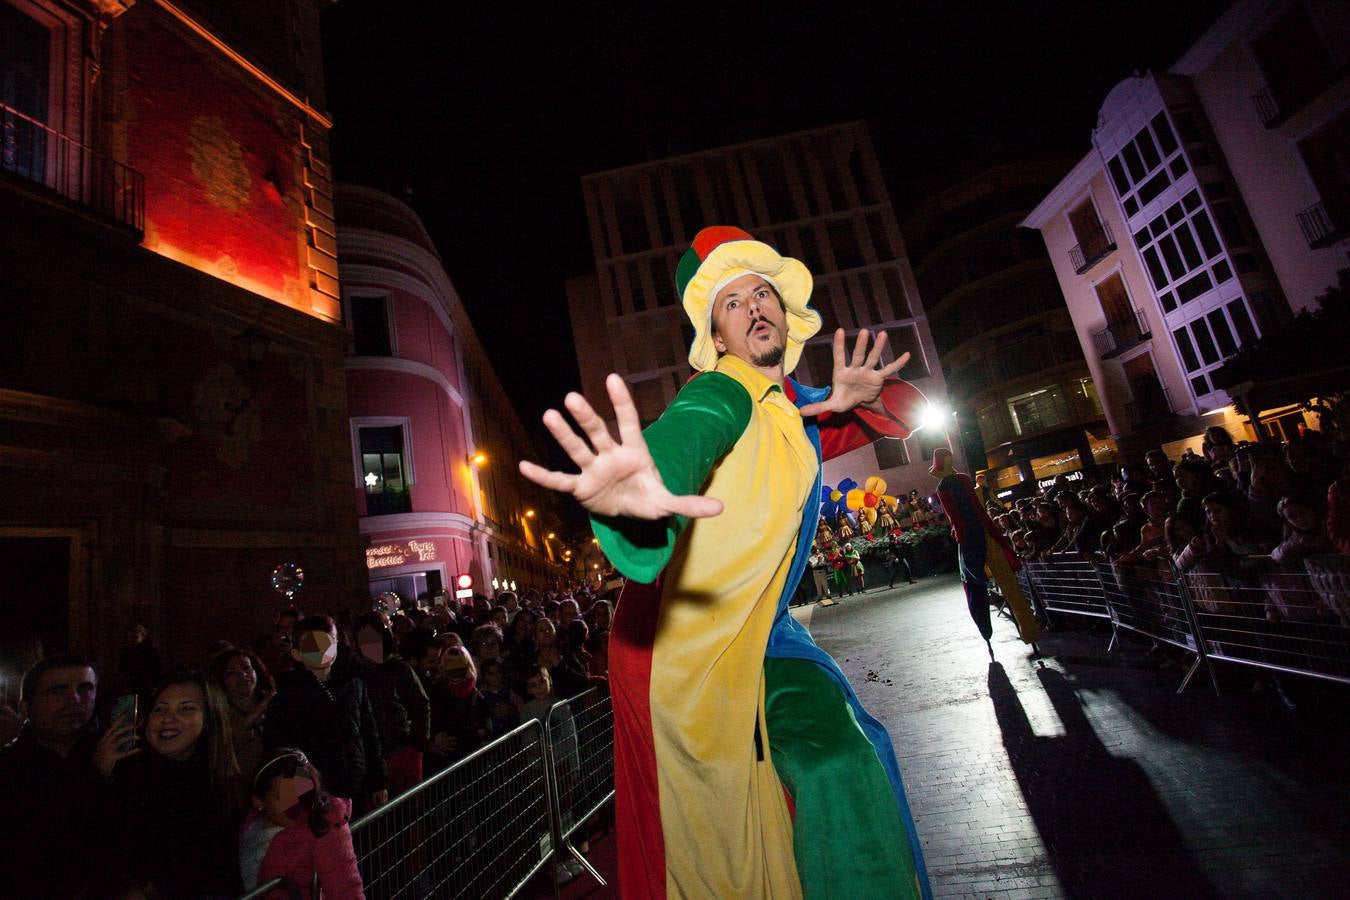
[1093,558,1216,694]
[236,689,619,900]
[1018,551,1350,694]
[1022,552,1111,620]
[350,718,556,900]
[1185,559,1350,687]
[546,687,617,888]
[237,876,305,899]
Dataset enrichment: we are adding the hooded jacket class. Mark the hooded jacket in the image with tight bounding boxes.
[240,796,364,899]
[263,666,387,800]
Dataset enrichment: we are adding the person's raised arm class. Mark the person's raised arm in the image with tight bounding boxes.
[520,372,751,582]
[519,373,725,521]
[797,328,911,419]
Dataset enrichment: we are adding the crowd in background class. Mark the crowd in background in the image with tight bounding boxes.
[6,422,1349,898]
[989,425,1350,625]
[0,582,614,899]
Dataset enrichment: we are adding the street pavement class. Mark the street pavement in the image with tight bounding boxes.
[543,573,1349,899]
[808,573,1350,899]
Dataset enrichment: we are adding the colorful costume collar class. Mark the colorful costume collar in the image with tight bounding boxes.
[715,353,785,403]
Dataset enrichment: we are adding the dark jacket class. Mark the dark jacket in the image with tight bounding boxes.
[0,727,104,899]
[551,654,590,700]
[426,680,483,771]
[348,654,431,757]
[103,749,244,899]
[264,666,388,800]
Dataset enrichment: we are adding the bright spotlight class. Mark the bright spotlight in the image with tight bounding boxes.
[919,404,949,431]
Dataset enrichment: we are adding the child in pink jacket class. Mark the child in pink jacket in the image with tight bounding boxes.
[240,747,366,899]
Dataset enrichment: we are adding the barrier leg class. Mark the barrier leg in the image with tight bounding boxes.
[1171,562,1222,701]
[1176,654,1202,695]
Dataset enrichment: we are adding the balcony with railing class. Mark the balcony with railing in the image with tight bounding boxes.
[1296,200,1344,249]
[1068,220,1115,275]
[1091,308,1152,359]
[1,102,144,232]
[1125,379,1175,429]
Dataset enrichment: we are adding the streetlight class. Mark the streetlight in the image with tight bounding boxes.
[467,451,487,466]
[547,532,556,540]
[525,509,535,518]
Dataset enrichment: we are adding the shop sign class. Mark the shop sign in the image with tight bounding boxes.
[365,540,438,570]
[1037,470,1083,491]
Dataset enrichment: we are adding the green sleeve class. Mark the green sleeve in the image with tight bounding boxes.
[590,372,752,583]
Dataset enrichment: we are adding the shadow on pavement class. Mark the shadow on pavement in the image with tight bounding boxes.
[987,662,1221,899]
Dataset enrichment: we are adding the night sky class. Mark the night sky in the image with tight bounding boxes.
[320,0,1230,444]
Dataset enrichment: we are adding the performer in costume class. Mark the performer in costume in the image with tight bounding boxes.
[928,447,1040,657]
[835,510,855,541]
[875,500,898,534]
[827,542,851,598]
[844,542,865,595]
[521,226,932,899]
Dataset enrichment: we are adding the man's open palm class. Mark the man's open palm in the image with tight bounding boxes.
[519,374,724,521]
[797,327,910,417]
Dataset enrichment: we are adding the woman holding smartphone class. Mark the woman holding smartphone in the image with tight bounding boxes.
[97,671,245,898]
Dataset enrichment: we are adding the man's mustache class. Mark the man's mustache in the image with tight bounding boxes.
[747,316,774,336]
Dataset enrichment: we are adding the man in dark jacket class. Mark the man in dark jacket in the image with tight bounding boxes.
[351,619,438,796]
[264,615,388,813]
[0,655,106,899]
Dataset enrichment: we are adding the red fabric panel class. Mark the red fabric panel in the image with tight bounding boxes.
[813,380,929,462]
[610,575,668,900]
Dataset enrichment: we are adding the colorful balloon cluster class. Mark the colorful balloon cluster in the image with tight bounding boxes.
[820,477,858,526]
[822,476,899,530]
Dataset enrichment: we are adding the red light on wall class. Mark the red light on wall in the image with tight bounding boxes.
[456,573,473,590]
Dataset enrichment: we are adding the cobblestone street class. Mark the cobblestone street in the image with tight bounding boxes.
[805,574,1350,899]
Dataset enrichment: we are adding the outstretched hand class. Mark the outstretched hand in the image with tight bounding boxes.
[519,373,724,521]
[797,328,910,418]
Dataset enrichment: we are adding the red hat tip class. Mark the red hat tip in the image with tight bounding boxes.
[691,225,755,260]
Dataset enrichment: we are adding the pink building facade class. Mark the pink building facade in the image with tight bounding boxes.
[335,186,483,599]
[335,186,565,601]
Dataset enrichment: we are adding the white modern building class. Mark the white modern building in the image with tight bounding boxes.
[1022,0,1348,455]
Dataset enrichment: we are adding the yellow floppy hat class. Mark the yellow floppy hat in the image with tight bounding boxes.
[675,226,821,373]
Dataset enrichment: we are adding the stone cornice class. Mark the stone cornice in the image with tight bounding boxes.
[1020,152,1101,230]
[345,355,466,409]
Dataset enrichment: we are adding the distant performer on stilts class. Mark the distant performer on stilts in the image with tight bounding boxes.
[928,448,1039,657]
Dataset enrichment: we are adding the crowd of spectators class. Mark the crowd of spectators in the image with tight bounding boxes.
[0,582,615,899]
[990,425,1350,625]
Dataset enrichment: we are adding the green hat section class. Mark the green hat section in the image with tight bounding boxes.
[676,225,822,374]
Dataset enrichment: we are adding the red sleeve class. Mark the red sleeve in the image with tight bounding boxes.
[814,380,929,461]
[935,486,966,544]
[315,811,365,899]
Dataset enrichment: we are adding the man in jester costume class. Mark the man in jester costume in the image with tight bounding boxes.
[928,447,1040,657]
[521,226,932,899]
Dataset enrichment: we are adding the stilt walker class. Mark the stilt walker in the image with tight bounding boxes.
[929,448,1039,657]
[522,226,933,899]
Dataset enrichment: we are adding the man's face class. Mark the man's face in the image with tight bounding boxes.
[710,274,787,369]
[23,666,96,742]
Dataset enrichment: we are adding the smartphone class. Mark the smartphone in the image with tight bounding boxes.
[111,694,138,752]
